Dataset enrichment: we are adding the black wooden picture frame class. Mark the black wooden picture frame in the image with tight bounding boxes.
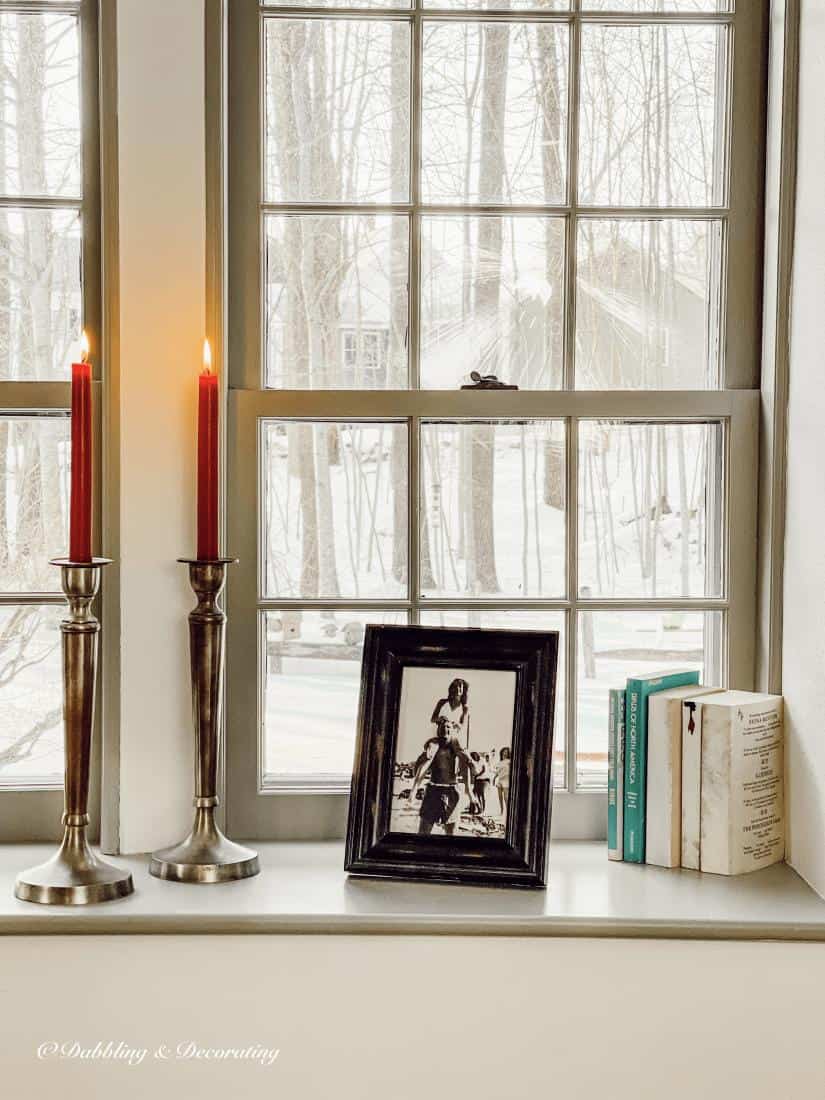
[345,625,559,888]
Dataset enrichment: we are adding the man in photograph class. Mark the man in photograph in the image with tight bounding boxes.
[408,717,478,836]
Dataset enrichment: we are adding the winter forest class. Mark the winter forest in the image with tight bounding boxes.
[259,11,726,787]
[0,4,728,790]
[0,9,81,785]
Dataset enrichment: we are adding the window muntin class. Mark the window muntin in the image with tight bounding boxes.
[228,0,763,830]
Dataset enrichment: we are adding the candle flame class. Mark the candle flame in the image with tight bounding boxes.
[203,338,212,375]
[80,330,89,363]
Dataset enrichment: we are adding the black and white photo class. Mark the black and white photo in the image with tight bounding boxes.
[390,667,517,839]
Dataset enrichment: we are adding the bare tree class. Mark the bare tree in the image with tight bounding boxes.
[0,14,77,780]
[468,21,511,595]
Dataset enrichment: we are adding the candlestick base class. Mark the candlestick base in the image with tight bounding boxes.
[15,557,133,906]
[150,806,259,884]
[150,557,259,885]
[15,823,134,906]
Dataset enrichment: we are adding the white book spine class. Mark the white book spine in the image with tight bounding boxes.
[681,701,703,870]
[700,699,784,875]
[646,695,681,868]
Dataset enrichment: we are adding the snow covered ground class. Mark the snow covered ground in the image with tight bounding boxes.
[0,606,63,786]
[262,607,710,790]
[1,428,717,793]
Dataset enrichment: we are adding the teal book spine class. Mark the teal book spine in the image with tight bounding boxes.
[623,669,700,863]
[607,688,625,860]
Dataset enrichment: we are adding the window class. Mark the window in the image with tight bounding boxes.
[226,0,767,839]
[0,0,99,841]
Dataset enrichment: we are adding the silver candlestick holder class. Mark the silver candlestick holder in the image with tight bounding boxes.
[15,559,134,905]
[150,558,259,883]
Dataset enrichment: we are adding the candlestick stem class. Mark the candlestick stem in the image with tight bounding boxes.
[150,558,258,883]
[15,560,134,905]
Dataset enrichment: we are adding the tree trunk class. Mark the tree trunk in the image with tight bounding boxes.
[470,20,510,594]
[537,25,564,388]
[390,22,411,586]
[18,16,57,575]
[271,25,321,596]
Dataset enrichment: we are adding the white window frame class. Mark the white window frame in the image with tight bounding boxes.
[225,0,768,841]
[0,0,102,843]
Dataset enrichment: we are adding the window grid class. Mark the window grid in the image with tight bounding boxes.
[258,2,734,394]
[250,402,732,797]
[0,0,98,817]
[226,0,764,838]
[252,0,734,795]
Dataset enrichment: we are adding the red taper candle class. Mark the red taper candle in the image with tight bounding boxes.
[197,339,219,560]
[69,331,92,562]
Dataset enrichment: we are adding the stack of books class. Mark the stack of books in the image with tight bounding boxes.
[608,670,784,875]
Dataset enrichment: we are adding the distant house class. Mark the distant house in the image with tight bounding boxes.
[576,228,713,389]
[263,222,711,391]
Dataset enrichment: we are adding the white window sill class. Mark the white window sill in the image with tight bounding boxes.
[0,840,822,939]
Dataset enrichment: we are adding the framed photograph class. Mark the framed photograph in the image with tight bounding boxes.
[345,625,559,888]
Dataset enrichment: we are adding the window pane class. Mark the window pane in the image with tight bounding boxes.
[578,421,723,599]
[579,24,728,208]
[420,215,564,390]
[425,0,568,8]
[264,0,411,7]
[0,13,81,198]
[419,609,566,787]
[264,214,408,390]
[0,208,83,381]
[0,604,62,787]
[583,1,730,9]
[577,609,722,789]
[0,415,69,592]
[262,420,408,599]
[580,1,730,9]
[420,420,566,599]
[263,609,406,784]
[422,22,568,205]
[575,218,722,389]
[263,18,411,203]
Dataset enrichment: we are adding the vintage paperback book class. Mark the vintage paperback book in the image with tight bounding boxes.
[685,690,784,876]
[623,668,700,863]
[646,685,720,868]
[681,695,705,870]
[607,688,626,861]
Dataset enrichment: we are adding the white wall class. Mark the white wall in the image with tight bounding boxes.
[783,2,825,898]
[117,0,206,852]
[2,935,825,1099]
